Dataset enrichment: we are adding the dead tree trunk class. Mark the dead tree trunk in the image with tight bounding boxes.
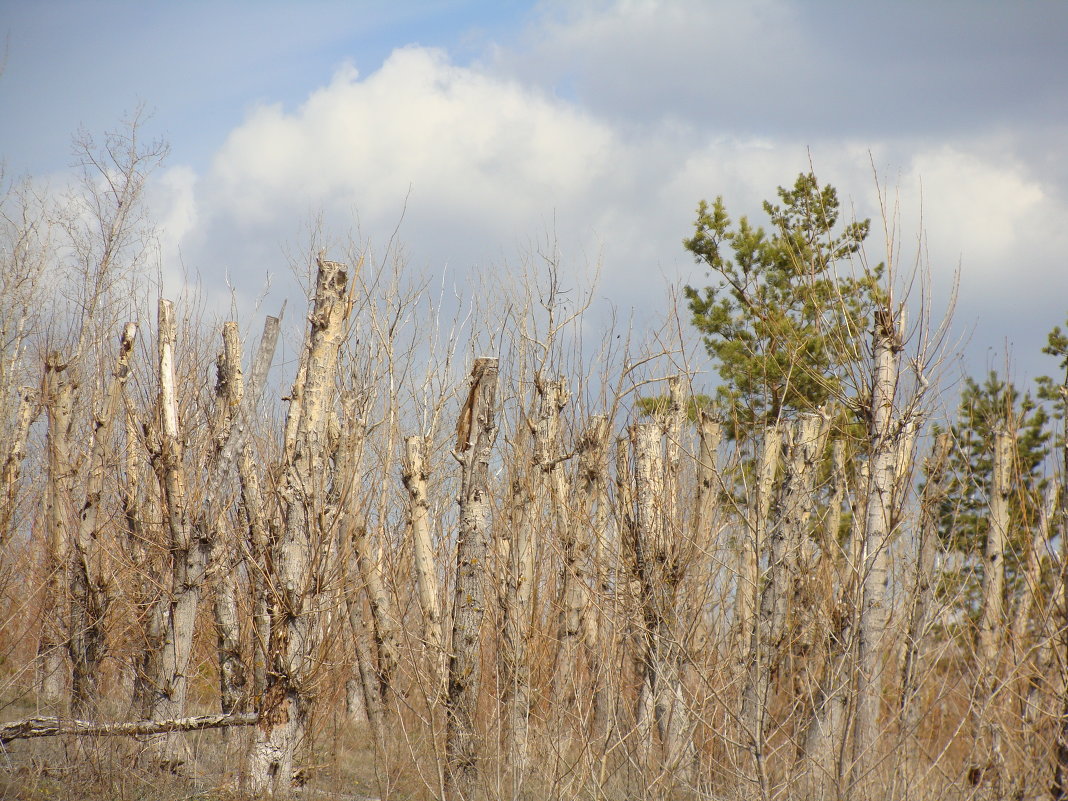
[0,384,36,543]
[577,414,612,736]
[231,313,283,704]
[402,434,445,695]
[970,426,1012,798]
[851,306,903,794]
[630,421,663,769]
[331,385,393,741]
[693,412,722,561]
[630,415,696,777]
[900,433,952,735]
[145,299,208,768]
[38,356,75,707]
[445,357,499,801]
[70,322,137,718]
[745,414,823,789]
[500,460,535,775]
[735,422,782,785]
[210,322,248,716]
[737,424,783,644]
[1012,482,1058,649]
[240,443,271,703]
[247,257,350,796]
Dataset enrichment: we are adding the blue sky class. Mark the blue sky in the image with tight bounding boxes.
[3,0,1068,391]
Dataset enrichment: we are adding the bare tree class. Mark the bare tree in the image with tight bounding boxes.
[70,322,137,717]
[247,257,351,795]
[851,306,904,794]
[445,357,499,801]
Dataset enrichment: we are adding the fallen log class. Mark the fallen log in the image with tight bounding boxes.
[0,712,258,744]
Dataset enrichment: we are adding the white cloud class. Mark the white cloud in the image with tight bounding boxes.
[901,147,1045,273]
[151,29,1068,381]
[202,48,622,236]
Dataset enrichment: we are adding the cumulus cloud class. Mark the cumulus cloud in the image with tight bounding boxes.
[153,23,1068,380]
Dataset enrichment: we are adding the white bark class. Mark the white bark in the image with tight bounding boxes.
[209,322,249,716]
[693,412,722,560]
[900,433,952,732]
[445,357,499,801]
[0,712,258,744]
[852,307,903,791]
[146,299,207,769]
[745,414,823,782]
[979,427,1011,673]
[577,414,612,733]
[247,258,350,796]
[970,427,1012,798]
[39,357,74,707]
[0,384,36,542]
[403,434,445,695]
[500,465,535,774]
[70,322,137,717]
[737,424,783,642]
[1013,482,1058,653]
[629,418,696,776]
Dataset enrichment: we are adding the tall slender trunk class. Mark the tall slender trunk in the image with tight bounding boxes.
[39,356,74,707]
[630,421,664,770]
[352,522,399,707]
[240,443,271,703]
[445,357,499,801]
[970,427,1011,798]
[403,434,445,695]
[247,258,350,796]
[745,414,822,790]
[500,461,535,775]
[70,322,137,718]
[851,306,903,794]
[737,424,783,643]
[230,313,283,704]
[1013,483,1058,727]
[211,322,249,716]
[629,412,696,778]
[1012,483,1058,649]
[693,412,722,562]
[0,384,36,543]
[145,299,207,768]
[899,433,952,733]
[577,414,612,736]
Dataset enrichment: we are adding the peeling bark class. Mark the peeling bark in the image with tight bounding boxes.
[851,307,903,792]
[0,384,36,543]
[38,356,75,707]
[70,322,137,718]
[247,257,350,796]
[445,357,499,801]
[403,434,445,695]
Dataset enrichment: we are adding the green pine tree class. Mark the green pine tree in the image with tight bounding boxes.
[683,172,883,437]
[938,371,1050,608]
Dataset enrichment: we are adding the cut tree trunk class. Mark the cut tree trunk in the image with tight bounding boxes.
[900,433,952,733]
[851,306,903,794]
[246,257,351,796]
[38,356,75,708]
[1,712,258,745]
[745,414,823,789]
[970,427,1012,799]
[144,299,208,769]
[577,414,612,737]
[444,357,499,801]
[70,322,137,718]
[0,384,36,543]
[629,415,696,777]
[403,434,445,696]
